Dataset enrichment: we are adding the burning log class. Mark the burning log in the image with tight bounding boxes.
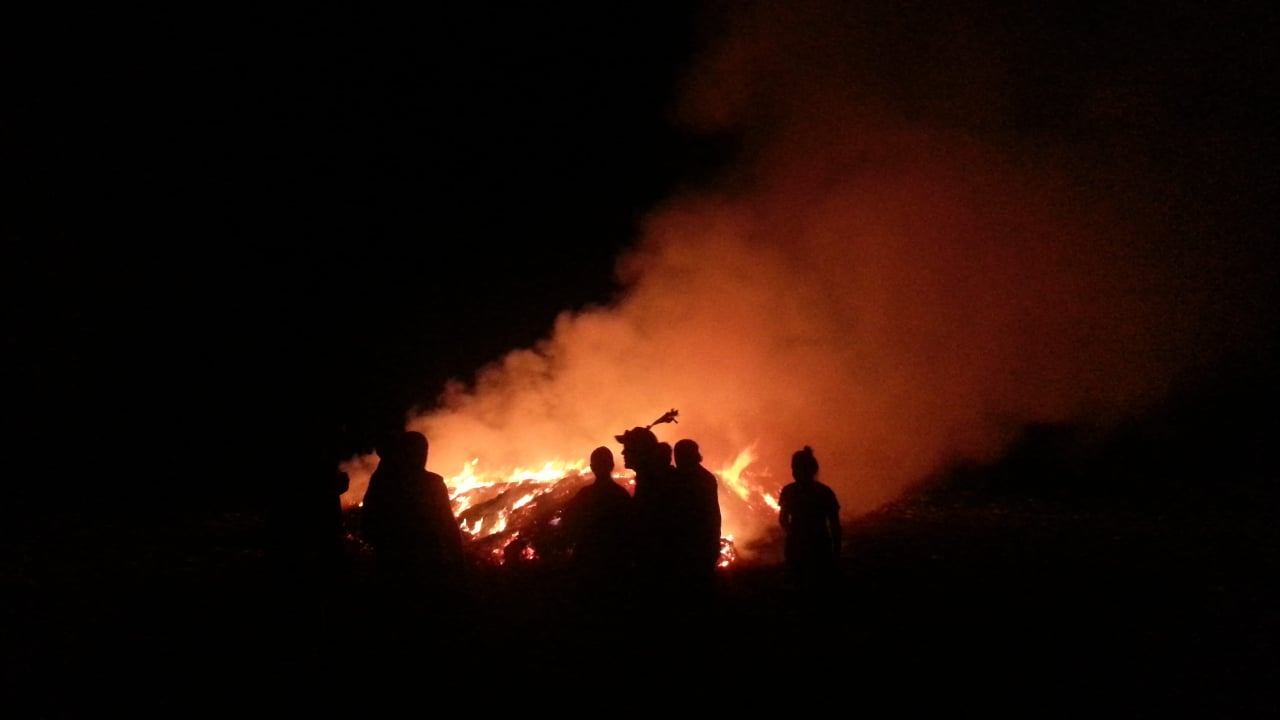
[456,472,589,565]
[718,537,738,568]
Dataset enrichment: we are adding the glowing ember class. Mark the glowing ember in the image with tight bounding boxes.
[718,536,738,568]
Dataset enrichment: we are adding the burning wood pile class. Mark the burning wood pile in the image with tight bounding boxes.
[343,466,761,567]
[344,468,777,571]
[342,411,784,570]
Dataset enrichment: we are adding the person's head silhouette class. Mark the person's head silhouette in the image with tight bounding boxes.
[402,431,428,468]
[589,446,615,481]
[673,439,702,468]
[615,426,658,471]
[791,445,819,482]
[655,441,673,468]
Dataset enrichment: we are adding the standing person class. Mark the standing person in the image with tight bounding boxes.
[614,426,676,614]
[265,416,355,674]
[670,439,722,607]
[616,426,673,539]
[561,446,635,635]
[269,418,353,597]
[777,445,842,596]
[360,430,468,641]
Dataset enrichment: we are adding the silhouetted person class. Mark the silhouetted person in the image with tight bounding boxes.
[360,430,467,640]
[260,415,361,679]
[615,426,677,611]
[656,441,674,473]
[561,446,635,633]
[670,438,722,604]
[618,427,671,522]
[778,445,842,597]
[270,431,352,593]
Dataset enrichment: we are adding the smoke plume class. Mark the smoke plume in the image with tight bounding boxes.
[401,1,1275,546]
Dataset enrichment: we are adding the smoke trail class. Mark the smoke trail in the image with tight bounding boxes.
[405,1,1275,545]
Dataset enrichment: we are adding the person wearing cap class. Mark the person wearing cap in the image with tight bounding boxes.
[615,426,665,503]
[614,426,678,612]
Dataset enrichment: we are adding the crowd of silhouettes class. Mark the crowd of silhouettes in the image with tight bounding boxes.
[278,415,845,659]
[591,424,725,642]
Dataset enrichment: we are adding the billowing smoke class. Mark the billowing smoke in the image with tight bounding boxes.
[399,1,1274,547]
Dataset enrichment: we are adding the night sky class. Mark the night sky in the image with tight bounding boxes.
[5,5,712,501]
[4,2,1276,511]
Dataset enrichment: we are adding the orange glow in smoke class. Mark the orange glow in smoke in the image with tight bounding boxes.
[338,0,1269,576]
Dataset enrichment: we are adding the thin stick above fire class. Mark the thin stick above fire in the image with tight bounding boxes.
[645,409,679,430]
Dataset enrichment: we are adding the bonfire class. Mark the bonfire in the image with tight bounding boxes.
[342,410,782,568]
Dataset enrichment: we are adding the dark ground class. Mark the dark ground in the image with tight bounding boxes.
[4,345,1272,717]
[4,487,1276,717]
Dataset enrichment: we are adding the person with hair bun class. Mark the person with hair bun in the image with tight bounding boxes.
[777,445,842,592]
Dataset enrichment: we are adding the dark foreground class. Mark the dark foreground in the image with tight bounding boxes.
[4,499,1277,716]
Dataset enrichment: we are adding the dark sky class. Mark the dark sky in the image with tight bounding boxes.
[4,6,706,357]
[3,5,717,495]
[5,2,1276,509]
